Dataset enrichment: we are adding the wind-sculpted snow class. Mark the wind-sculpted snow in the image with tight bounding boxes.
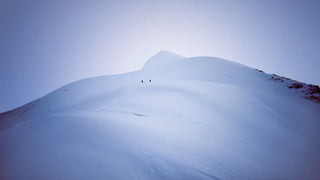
[1,51,320,179]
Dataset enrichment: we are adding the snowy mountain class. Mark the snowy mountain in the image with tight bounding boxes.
[1,51,320,179]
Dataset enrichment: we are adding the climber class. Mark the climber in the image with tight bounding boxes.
[149,80,151,82]
[141,80,143,83]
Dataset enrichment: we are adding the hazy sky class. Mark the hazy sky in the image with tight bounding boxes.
[1,0,320,112]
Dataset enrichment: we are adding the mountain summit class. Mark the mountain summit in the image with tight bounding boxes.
[1,52,320,179]
[143,50,185,68]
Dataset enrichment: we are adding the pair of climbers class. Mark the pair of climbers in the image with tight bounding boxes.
[141,79,151,83]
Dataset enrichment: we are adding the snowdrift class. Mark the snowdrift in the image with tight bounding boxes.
[1,51,320,179]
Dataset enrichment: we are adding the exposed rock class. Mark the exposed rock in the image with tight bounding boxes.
[288,83,303,89]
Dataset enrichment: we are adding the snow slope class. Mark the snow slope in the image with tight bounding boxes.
[1,51,320,179]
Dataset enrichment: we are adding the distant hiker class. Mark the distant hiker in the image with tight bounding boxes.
[141,80,143,83]
[149,80,151,82]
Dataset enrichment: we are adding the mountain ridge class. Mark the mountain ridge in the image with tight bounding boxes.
[1,51,320,179]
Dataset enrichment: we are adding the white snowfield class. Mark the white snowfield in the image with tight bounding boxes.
[1,51,320,180]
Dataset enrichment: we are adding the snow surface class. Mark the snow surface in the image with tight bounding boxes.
[1,51,320,179]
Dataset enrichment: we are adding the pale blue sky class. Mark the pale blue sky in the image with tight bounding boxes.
[1,0,320,112]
